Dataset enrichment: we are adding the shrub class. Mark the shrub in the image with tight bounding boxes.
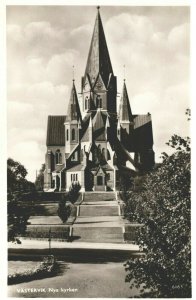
[57,200,71,223]
[68,182,81,203]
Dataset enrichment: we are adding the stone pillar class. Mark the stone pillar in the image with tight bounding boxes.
[59,173,62,191]
[80,170,85,192]
[93,175,97,191]
[54,175,57,190]
[113,168,116,191]
[47,150,52,173]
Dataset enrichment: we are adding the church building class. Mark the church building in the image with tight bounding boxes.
[44,7,155,192]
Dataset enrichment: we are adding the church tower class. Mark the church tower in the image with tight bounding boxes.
[118,80,134,146]
[64,80,82,158]
[44,7,155,192]
[81,7,117,115]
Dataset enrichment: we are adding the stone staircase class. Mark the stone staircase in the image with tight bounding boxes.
[72,192,126,243]
[83,192,117,202]
[79,205,119,217]
[72,227,124,243]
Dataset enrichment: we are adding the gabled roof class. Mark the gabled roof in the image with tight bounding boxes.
[93,73,106,91]
[66,164,85,172]
[113,137,135,164]
[81,116,92,142]
[52,165,65,173]
[133,114,152,129]
[119,81,133,122]
[83,74,92,92]
[95,164,106,175]
[93,109,106,130]
[93,110,107,141]
[94,128,107,141]
[46,115,66,146]
[133,114,154,150]
[84,8,113,87]
[91,163,114,173]
[66,80,82,122]
[66,144,79,158]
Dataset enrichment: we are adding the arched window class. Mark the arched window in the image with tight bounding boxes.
[85,96,89,110]
[55,151,58,164]
[107,150,111,160]
[66,129,69,141]
[71,103,76,119]
[55,149,62,164]
[81,149,84,160]
[113,153,117,165]
[59,152,62,164]
[102,148,106,160]
[99,98,102,108]
[98,144,102,161]
[96,95,102,108]
[72,128,75,141]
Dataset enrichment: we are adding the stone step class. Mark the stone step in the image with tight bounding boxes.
[79,205,119,217]
[73,227,123,234]
[72,227,124,243]
[72,239,124,244]
[82,201,117,206]
[25,224,70,240]
[84,192,116,202]
[28,216,62,225]
[74,216,125,227]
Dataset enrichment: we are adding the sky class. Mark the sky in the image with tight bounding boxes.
[7,5,190,182]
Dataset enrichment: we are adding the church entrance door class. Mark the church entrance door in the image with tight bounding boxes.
[94,173,106,191]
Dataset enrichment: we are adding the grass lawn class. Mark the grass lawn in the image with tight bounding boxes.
[8,261,41,275]
[8,261,140,298]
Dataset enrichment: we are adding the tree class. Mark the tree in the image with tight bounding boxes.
[7,158,27,193]
[124,113,191,297]
[7,158,35,193]
[8,193,30,242]
[35,163,45,191]
[7,158,34,242]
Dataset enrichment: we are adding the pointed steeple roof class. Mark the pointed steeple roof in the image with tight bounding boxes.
[119,81,133,122]
[105,115,110,128]
[84,7,113,87]
[93,109,106,131]
[81,115,92,142]
[67,80,82,122]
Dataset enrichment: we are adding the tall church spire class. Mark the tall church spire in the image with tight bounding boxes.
[119,81,133,122]
[84,7,113,86]
[67,80,82,122]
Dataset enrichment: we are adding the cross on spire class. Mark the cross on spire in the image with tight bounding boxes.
[123,64,126,82]
[72,65,75,82]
